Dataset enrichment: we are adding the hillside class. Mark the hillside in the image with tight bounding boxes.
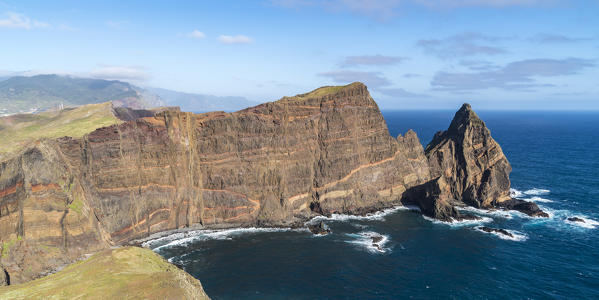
[0,102,123,158]
[0,247,210,300]
[0,75,163,115]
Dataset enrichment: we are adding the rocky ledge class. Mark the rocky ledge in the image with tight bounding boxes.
[477,226,514,239]
[0,82,545,283]
[308,221,331,235]
[566,217,585,223]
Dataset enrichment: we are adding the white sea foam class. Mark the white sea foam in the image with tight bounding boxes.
[526,205,599,230]
[351,223,369,229]
[144,227,308,251]
[457,206,514,219]
[474,227,528,242]
[345,231,390,254]
[305,205,415,225]
[523,188,550,196]
[422,215,493,227]
[510,188,524,199]
[527,196,554,203]
[564,217,599,229]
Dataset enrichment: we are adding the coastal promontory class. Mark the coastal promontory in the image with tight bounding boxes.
[0,82,544,284]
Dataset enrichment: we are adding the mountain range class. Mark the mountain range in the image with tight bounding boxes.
[0,74,256,116]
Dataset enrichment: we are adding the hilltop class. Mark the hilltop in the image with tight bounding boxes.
[0,102,123,158]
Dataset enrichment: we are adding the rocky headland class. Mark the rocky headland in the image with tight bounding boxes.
[0,82,546,285]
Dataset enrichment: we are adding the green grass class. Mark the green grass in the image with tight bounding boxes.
[0,247,210,300]
[0,102,122,157]
[288,82,362,101]
[1,236,20,258]
[67,197,83,214]
[298,86,345,98]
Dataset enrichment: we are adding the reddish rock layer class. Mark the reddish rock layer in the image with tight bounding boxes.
[0,83,535,283]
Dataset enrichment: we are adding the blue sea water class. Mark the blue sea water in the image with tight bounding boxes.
[148,110,599,299]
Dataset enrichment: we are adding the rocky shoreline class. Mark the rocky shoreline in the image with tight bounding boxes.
[0,82,547,284]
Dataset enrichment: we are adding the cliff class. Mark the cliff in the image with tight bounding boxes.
[0,82,544,284]
[0,246,210,299]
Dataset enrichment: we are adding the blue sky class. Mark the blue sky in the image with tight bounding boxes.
[1,0,598,110]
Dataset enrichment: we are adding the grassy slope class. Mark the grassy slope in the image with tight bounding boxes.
[0,102,122,156]
[0,75,139,114]
[0,247,210,300]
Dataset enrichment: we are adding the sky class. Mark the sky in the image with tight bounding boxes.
[1,0,598,110]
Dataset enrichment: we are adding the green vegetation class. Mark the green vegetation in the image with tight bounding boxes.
[289,82,361,101]
[1,236,21,258]
[0,247,210,300]
[0,74,146,115]
[67,197,83,214]
[299,85,345,98]
[0,102,122,157]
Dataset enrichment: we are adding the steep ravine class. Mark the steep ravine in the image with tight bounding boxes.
[0,82,545,285]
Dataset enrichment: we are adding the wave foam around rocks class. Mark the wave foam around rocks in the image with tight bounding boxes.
[474,227,528,242]
[345,231,390,254]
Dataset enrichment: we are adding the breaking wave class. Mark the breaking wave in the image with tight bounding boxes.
[422,215,493,227]
[457,206,514,219]
[305,205,418,225]
[564,217,599,229]
[511,188,551,199]
[527,205,598,230]
[527,196,554,203]
[474,227,528,242]
[523,188,550,196]
[144,227,308,251]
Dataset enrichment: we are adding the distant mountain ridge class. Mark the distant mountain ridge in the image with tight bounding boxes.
[0,74,163,116]
[0,74,258,116]
[148,87,257,113]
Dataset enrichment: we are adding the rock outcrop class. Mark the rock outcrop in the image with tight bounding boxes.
[0,82,542,283]
[403,103,545,220]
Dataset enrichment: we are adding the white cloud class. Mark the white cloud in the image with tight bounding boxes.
[0,11,48,29]
[218,35,254,44]
[187,29,206,39]
[89,66,150,82]
[431,57,595,91]
[418,32,506,58]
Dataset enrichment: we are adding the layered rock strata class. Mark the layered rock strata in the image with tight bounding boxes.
[0,82,543,283]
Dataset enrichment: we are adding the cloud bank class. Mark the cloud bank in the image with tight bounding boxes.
[431,58,595,91]
[0,11,48,29]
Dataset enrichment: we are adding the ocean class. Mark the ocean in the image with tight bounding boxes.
[146,110,599,299]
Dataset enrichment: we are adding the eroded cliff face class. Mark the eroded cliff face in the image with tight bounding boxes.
[425,103,511,208]
[0,83,531,284]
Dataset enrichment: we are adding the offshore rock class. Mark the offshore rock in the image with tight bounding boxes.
[425,103,512,208]
[308,221,330,235]
[478,226,514,238]
[567,217,585,223]
[404,103,546,220]
[498,199,549,218]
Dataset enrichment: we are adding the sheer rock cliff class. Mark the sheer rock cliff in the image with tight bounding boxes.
[0,82,543,283]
